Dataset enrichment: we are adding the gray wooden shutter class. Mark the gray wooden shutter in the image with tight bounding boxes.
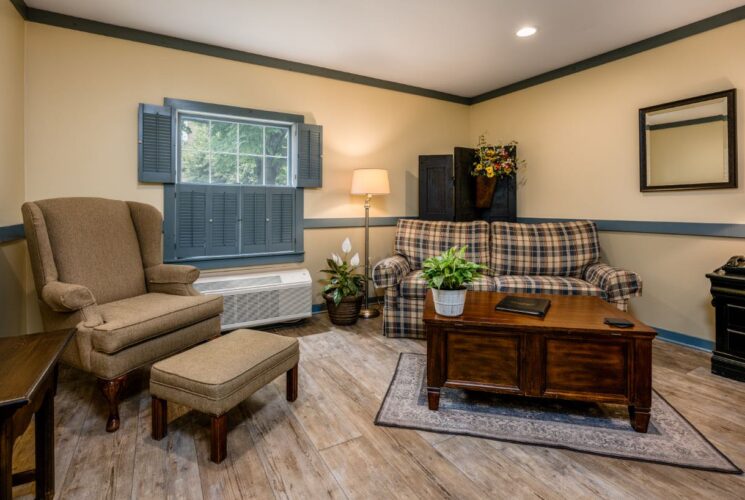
[138,104,175,183]
[241,187,268,254]
[174,185,208,258]
[268,188,295,252]
[207,186,240,256]
[296,124,322,187]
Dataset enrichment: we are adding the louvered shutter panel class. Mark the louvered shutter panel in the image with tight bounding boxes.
[241,187,268,254]
[138,104,174,183]
[296,124,322,187]
[174,185,208,258]
[207,186,240,256]
[268,188,295,252]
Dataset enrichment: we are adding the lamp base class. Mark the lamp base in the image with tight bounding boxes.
[358,307,380,319]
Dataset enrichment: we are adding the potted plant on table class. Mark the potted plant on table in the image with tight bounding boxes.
[472,134,521,208]
[422,246,486,317]
[320,238,365,325]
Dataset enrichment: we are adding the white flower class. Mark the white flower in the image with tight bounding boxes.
[350,253,360,267]
[341,237,352,253]
[331,253,342,266]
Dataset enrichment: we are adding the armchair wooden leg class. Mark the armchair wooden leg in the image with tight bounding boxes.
[151,397,168,440]
[286,364,298,402]
[99,375,127,433]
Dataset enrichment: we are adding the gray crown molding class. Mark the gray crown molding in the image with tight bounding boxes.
[471,5,745,104]
[9,1,745,105]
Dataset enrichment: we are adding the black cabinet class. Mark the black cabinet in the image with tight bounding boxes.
[418,147,516,222]
[707,268,745,382]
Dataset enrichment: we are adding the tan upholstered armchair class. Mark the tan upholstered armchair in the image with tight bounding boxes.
[22,198,223,432]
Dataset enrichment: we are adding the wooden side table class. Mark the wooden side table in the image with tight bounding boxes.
[0,329,73,500]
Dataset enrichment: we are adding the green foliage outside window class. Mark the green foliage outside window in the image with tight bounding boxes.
[180,117,289,185]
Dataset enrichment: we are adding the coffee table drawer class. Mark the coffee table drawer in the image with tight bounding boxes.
[543,337,629,401]
[445,330,521,392]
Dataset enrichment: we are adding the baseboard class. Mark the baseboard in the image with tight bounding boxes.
[654,327,714,352]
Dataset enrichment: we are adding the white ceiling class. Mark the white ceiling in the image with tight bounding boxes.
[26,0,745,97]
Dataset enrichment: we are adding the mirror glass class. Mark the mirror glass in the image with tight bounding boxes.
[640,90,736,191]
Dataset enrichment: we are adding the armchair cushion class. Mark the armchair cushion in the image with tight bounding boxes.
[41,281,96,312]
[583,263,642,305]
[493,275,606,298]
[90,292,223,354]
[372,255,411,288]
[400,271,495,300]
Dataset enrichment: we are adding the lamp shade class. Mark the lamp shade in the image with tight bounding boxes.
[350,169,390,195]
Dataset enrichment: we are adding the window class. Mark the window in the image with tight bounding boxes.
[179,116,291,186]
[138,99,322,269]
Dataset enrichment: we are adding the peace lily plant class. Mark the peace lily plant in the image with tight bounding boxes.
[320,238,365,325]
[422,246,485,316]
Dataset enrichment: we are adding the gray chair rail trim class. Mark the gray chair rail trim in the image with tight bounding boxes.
[516,217,745,239]
[3,218,745,241]
[303,217,413,229]
[0,224,24,243]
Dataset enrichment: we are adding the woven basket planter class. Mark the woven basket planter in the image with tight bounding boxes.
[325,292,363,325]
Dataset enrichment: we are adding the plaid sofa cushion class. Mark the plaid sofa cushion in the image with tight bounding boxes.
[583,263,642,305]
[400,271,495,299]
[493,275,606,299]
[489,221,600,277]
[395,219,490,271]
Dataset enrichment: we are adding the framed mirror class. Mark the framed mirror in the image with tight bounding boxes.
[639,89,737,192]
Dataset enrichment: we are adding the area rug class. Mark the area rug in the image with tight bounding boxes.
[375,353,741,474]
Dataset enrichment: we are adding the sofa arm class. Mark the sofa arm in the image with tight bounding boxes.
[583,263,642,306]
[373,255,411,288]
[145,264,201,296]
[41,281,96,312]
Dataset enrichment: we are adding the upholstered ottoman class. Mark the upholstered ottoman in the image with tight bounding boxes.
[150,329,299,463]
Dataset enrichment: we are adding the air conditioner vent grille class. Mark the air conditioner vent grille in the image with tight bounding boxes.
[195,270,312,330]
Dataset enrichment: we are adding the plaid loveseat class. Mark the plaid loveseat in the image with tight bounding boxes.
[372,219,642,339]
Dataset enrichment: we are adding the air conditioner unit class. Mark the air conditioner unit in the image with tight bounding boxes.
[193,269,312,330]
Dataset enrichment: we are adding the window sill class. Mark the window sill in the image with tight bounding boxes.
[166,252,304,270]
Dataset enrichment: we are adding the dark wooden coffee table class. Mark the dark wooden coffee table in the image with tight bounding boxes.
[423,291,657,432]
[1,329,74,499]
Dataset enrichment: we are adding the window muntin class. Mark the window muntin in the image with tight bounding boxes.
[179,115,290,186]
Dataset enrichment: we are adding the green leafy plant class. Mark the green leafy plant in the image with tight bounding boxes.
[422,246,486,290]
[320,238,365,305]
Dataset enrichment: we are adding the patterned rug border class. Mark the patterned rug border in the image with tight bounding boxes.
[374,353,742,475]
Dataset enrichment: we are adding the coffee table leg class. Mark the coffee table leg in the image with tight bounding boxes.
[427,388,441,410]
[35,389,55,499]
[629,406,651,433]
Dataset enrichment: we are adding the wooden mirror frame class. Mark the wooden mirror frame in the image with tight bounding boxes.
[639,89,737,192]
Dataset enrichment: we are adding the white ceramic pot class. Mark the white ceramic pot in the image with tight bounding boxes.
[432,288,467,317]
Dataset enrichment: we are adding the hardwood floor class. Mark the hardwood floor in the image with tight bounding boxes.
[10,314,745,499]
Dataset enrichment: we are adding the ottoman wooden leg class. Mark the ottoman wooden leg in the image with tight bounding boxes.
[286,364,298,402]
[151,396,168,440]
[210,414,227,463]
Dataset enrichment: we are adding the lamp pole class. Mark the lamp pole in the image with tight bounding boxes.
[359,193,379,319]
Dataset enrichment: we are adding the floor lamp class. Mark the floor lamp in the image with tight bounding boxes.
[350,168,390,319]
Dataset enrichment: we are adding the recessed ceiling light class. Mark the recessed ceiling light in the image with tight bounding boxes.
[516,26,537,38]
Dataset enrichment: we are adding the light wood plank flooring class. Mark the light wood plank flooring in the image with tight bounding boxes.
[11,315,745,499]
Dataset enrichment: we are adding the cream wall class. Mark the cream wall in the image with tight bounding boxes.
[21,23,469,328]
[470,20,745,342]
[0,1,26,336]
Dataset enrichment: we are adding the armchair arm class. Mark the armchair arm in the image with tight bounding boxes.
[373,255,411,288]
[41,281,96,312]
[145,264,201,296]
[583,263,642,305]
